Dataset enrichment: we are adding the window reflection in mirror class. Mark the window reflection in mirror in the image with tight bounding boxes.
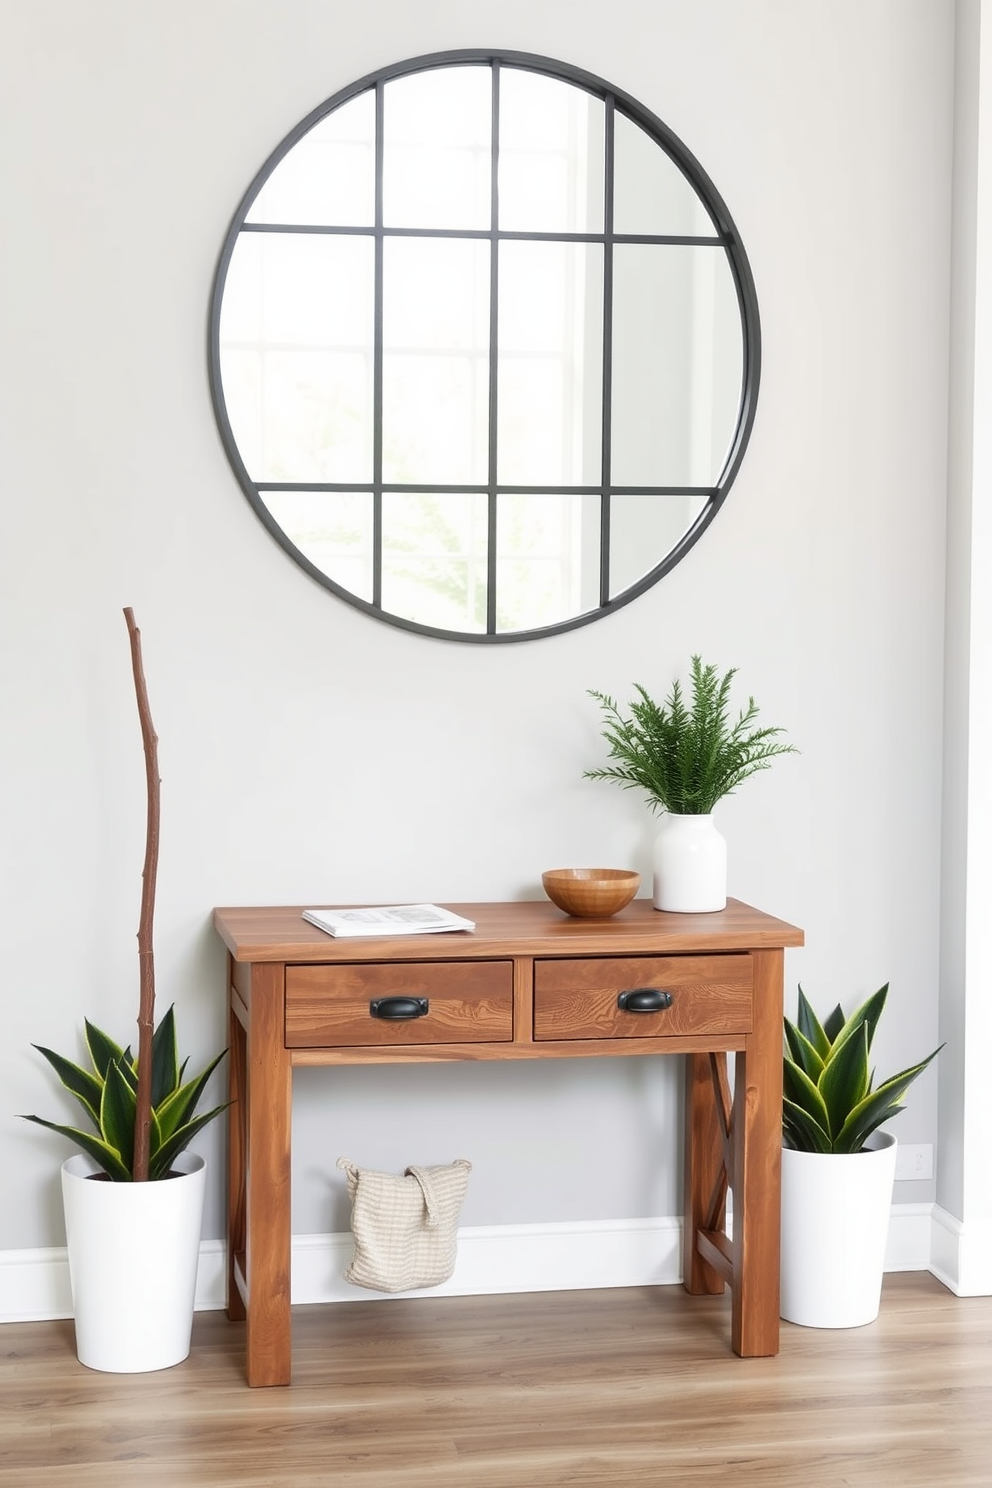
[211,52,759,641]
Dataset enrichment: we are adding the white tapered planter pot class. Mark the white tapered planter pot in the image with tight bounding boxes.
[61,1151,205,1372]
[652,813,727,912]
[780,1132,897,1328]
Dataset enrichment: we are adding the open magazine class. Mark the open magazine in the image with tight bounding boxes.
[302,904,476,938]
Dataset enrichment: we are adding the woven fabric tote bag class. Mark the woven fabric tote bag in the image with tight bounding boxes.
[337,1157,472,1293]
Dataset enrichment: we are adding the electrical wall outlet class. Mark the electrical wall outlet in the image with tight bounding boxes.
[894,1142,934,1181]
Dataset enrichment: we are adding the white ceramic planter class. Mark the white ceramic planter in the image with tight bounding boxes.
[780,1131,897,1328]
[652,813,727,912]
[61,1151,206,1372]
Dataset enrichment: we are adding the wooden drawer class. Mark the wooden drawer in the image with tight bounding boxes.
[285,960,513,1047]
[533,955,752,1041]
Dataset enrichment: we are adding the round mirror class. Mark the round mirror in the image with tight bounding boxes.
[209,50,760,642]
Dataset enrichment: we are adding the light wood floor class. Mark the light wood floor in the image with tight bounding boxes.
[2,1273,991,1487]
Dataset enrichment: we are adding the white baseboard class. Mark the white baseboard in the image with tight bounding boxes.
[0,1240,229,1323]
[0,1246,74,1322]
[883,1202,935,1272]
[929,1203,992,1295]
[292,1215,684,1306]
[0,1204,934,1324]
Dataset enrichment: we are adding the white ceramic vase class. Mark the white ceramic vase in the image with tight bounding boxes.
[652,812,727,912]
[61,1151,206,1372]
[780,1131,897,1328]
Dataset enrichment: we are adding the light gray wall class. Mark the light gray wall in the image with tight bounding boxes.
[938,0,992,1289]
[940,0,979,1226]
[0,0,953,1250]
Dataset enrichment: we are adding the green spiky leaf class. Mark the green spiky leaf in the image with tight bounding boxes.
[817,1021,870,1140]
[149,1103,230,1180]
[784,983,942,1154]
[149,1004,181,1106]
[795,987,830,1060]
[84,1021,130,1082]
[783,1020,825,1084]
[783,1098,833,1153]
[22,1013,228,1181]
[19,1115,132,1181]
[99,1059,137,1173]
[30,1046,102,1130]
[154,1051,227,1143]
[829,985,889,1061]
[783,1057,831,1134]
[834,1051,942,1154]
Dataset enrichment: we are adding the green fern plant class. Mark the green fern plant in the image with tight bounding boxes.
[20,1005,227,1182]
[585,655,798,815]
[784,985,941,1155]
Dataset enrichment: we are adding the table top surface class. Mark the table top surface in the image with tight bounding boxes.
[213,897,804,965]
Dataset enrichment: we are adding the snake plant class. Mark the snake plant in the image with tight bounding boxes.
[784,985,941,1155]
[20,1005,227,1182]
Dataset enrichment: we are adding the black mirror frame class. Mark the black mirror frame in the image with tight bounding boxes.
[208,49,761,644]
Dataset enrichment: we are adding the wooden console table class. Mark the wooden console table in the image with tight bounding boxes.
[213,898,803,1387]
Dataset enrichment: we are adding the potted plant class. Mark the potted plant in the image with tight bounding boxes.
[585,655,797,911]
[19,608,228,1373]
[781,983,941,1328]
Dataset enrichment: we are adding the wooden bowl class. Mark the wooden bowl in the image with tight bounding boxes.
[541,868,640,918]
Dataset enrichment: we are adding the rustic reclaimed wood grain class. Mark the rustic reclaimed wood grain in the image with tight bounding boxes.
[219,899,803,1382]
[285,960,513,1047]
[213,899,805,964]
[532,954,753,1040]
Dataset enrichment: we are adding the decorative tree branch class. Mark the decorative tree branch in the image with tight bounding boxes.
[21,616,227,1183]
[124,607,159,1182]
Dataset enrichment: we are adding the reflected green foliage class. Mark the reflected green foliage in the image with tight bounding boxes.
[384,494,489,629]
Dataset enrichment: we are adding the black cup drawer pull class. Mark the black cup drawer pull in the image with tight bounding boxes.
[617,988,673,1013]
[369,997,430,1020]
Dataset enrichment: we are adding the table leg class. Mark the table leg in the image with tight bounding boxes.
[730,948,784,1357]
[244,962,293,1386]
[226,969,247,1324]
[683,1052,727,1295]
